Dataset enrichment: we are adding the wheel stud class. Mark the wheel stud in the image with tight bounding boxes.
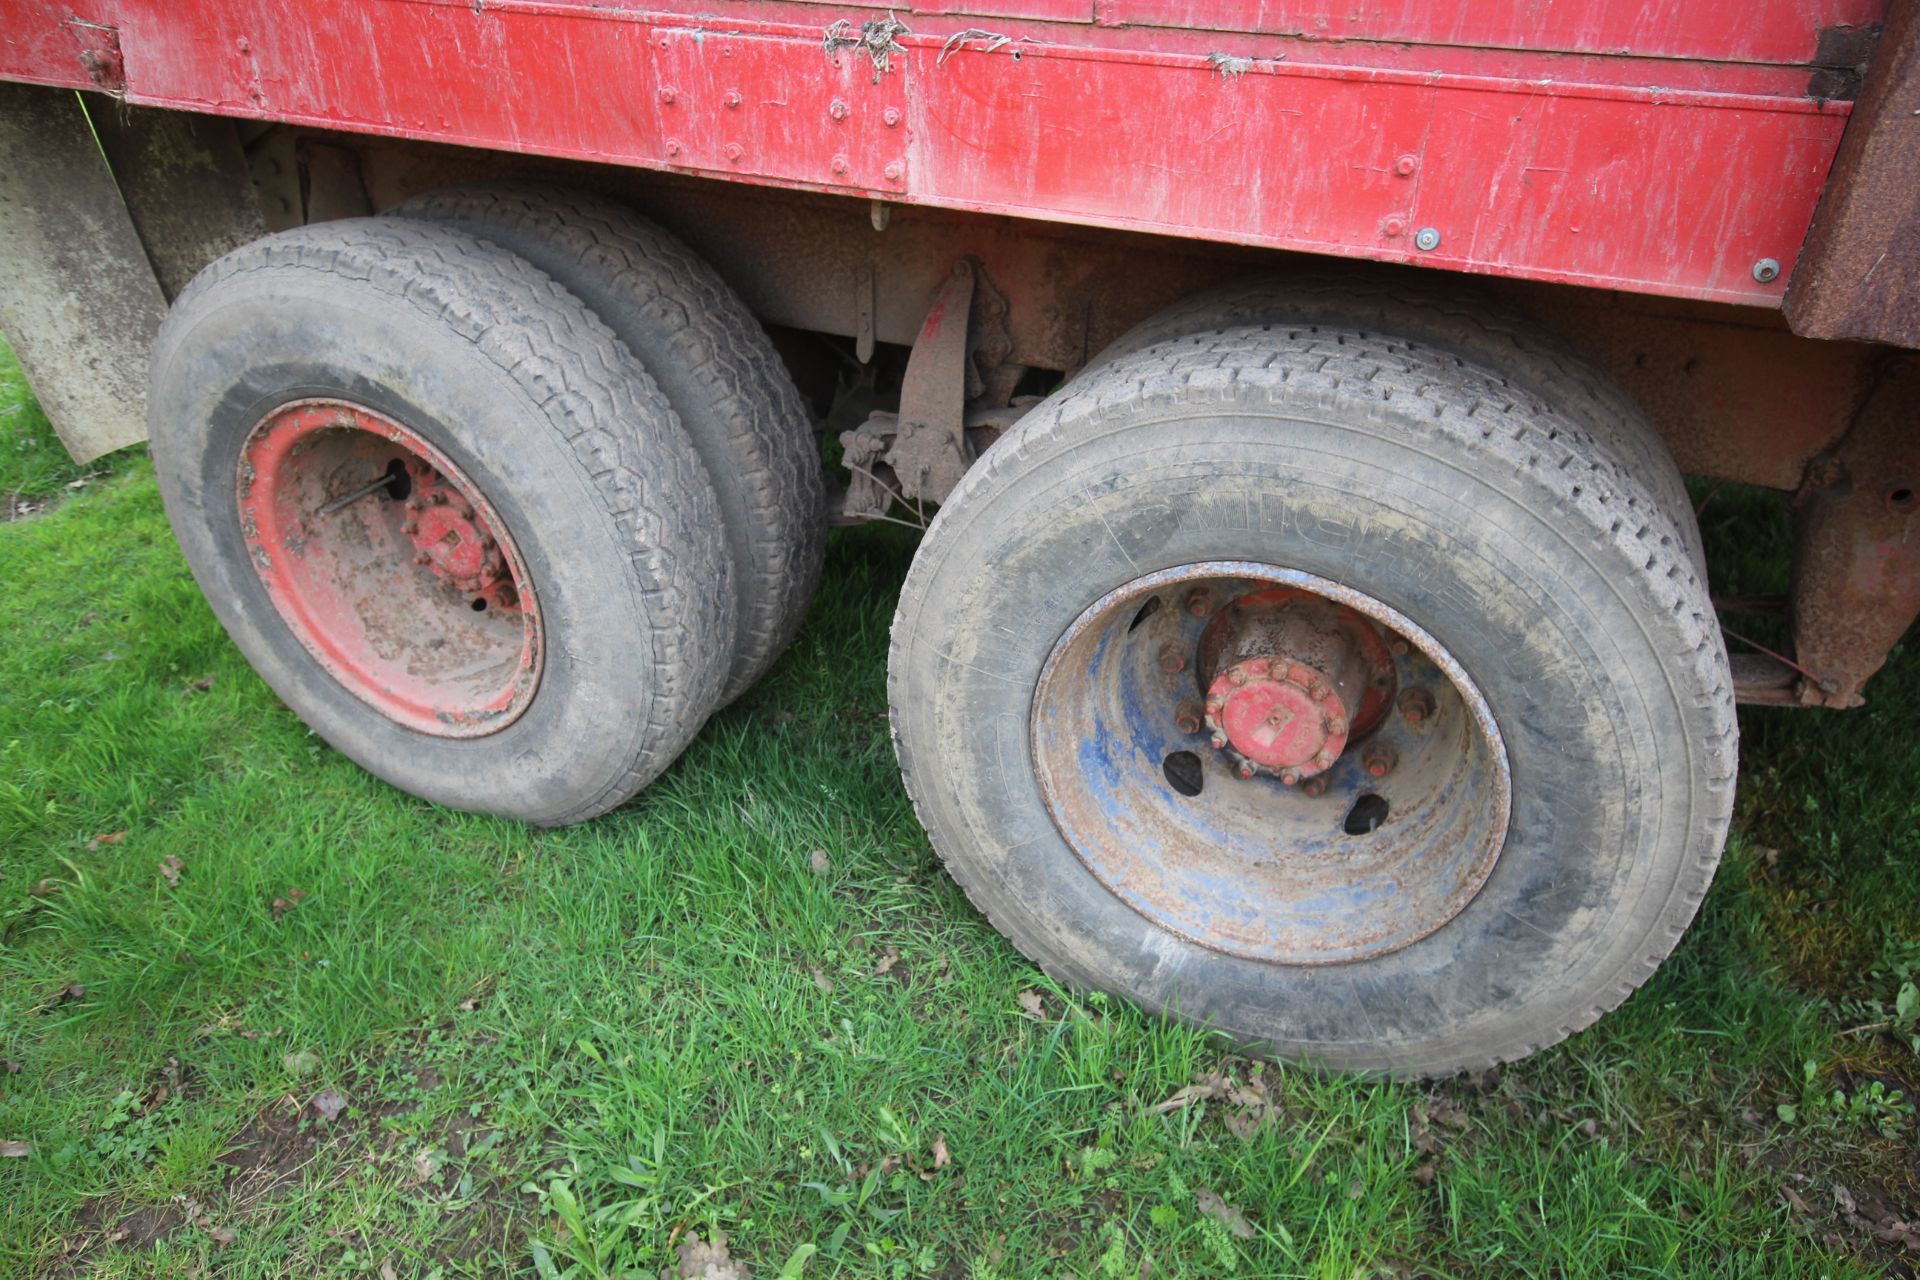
[1398,687,1436,724]
[1362,742,1398,778]
[1385,631,1412,657]
[1210,731,1228,750]
[1238,760,1258,780]
[1175,701,1205,735]
[1277,767,1300,786]
[1158,642,1188,674]
[1184,587,1214,618]
[1300,774,1330,797]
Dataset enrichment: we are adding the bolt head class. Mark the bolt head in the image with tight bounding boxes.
[1367,760,1388,777]
[1414,226,1442,251]
[1228,668,1247,686]
[1210,732,1228,750]
[1158,643,1187,673]
[1238,761,1258,780]
[884,161,904,183]
[1752,257,1782,284]
[883,107,902,127]
[1301,775,1329,797]
[829,98,849,120]
[1394,153,1418,176]
[724,90,742,108]
[1184,588,1214,618]
[658,86,676,104]
[1278,768,1300,786]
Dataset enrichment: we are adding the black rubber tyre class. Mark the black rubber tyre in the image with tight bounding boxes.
[386,185,825,703]
[148,219,734,825]
[890,323,1737,1078]
[1088,270,1706,572]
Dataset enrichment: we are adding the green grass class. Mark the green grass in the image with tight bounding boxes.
[0,331,137,508]
[2,345,1917,1278]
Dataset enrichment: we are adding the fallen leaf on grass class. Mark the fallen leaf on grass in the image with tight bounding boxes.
[1016,989,1048,1020]
[55,983,86,1003]
[873,947,900,977]
[932,1134,951,1169]
[88,831,127,850]
[808,965,834,995]
[808,849,831,876]
[159,856,184,888]
[186,676,214,694]
[310,1089,347,1122]
[270,890,307,920]
[1412,1159,1439,1187]
[380,1264,397,1280]
[669,1229,753,1280]
[27,879,61,898]
[0,1059,19,1075]
[1195,1187,1255,1239]
[206,1226,235,1246]
[0,1141,30,1158]
[412,1147,441,1183]
[283,1049,319,1076]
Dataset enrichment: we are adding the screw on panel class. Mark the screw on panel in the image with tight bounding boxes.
[1414,227,1441,252]
[1394,154,1418,176]
[1752,258,1782,283]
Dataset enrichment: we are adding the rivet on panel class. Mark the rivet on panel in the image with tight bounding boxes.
[724,90,742,108]
[658,86,676,105]
[1394,154,1418,176]
[829,98,849,121]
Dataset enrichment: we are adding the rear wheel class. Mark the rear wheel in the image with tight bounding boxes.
[890,323,1735,1077]
[148,219,733,825]
[387,184,825,703]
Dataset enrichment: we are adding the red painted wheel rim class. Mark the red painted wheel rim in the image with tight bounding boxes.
[237,399,543,737]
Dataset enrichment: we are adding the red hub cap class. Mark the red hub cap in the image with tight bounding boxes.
[238,399,543,737]
[1199,588,1396,781]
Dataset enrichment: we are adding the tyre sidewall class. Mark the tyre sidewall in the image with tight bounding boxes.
[894,377,1722,1074]
[151,273,657,823]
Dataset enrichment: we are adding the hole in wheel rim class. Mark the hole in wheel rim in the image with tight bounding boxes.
[1030,561,1510,966]
[237,398,544,738]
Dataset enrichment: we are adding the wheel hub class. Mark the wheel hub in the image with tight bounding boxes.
[237,399,543,737]
[1029,562,1510,965]
[1197,588,1396,782]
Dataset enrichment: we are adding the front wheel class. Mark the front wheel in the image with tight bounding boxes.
[889,324,1736,1077]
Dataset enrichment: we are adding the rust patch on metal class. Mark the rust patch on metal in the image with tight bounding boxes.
[1782,356,1920,706]
[1786,0,1920,349]
[1807,22,1882,101]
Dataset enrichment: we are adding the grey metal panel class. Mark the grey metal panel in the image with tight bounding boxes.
[87,95,266,301]
[0,81,166,463]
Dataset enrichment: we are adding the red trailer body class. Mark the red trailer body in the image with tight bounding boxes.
[0,0,1885,304]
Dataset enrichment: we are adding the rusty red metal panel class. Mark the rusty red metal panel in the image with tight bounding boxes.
[1785,0,1920,348]
[0,0,1874,305]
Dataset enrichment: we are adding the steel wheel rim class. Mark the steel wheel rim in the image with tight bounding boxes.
[237,399,544,737]
[1030,561,1511,965]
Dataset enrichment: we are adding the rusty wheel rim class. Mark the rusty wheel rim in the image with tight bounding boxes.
[1030,561,1510,965]
[237,399,544,737]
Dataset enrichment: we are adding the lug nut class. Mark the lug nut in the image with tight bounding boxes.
[1398,687,1436,724]
[1361,742,1398,778]
[1301,774,1330,798]
[1237,760,1258,780]
[1158,643,1188,674]
[1327,716,1349,737]
[1175,701,1204,735]
[1277,767,1301,786]
[1386,632,1412,657]
[1210,731,1229,750]
[1184,587,1214,618]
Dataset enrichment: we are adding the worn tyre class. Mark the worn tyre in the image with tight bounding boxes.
[148,218,733,825]
[1089,270,1705,571]
[890,323,1736,1077]
[387,184,825,703]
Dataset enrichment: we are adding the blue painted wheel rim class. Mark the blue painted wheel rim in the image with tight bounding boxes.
[1030,561,1511,966]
